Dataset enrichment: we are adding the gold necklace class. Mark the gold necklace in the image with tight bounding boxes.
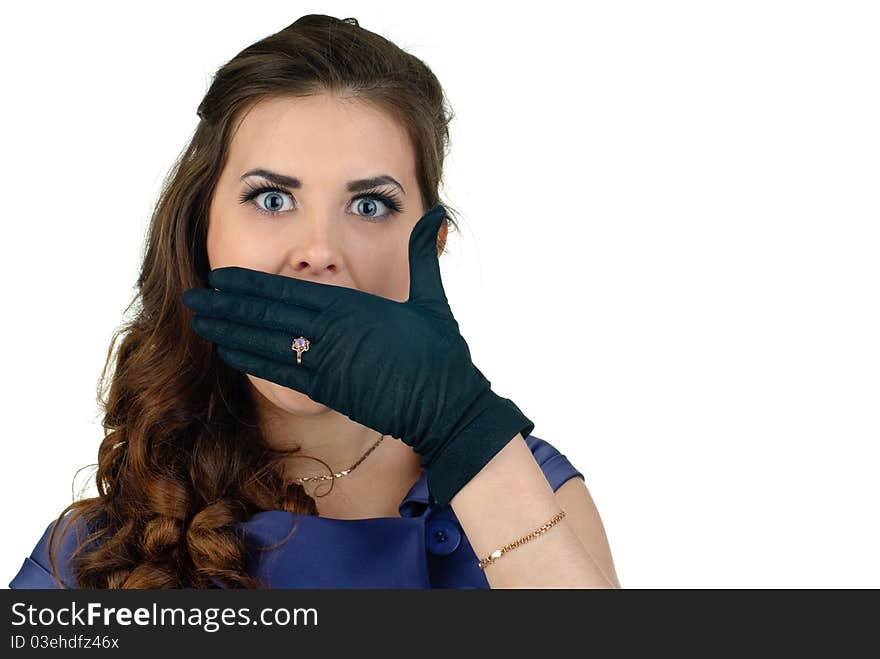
[290,432,386,484]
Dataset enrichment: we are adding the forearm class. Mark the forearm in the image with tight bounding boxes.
[449,433,615,588]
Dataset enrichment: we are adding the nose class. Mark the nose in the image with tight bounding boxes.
[284,211,342,278]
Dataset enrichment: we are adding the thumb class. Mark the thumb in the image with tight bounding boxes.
[406,203,453,317]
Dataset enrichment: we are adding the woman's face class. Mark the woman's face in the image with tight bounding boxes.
[206,91,447,417]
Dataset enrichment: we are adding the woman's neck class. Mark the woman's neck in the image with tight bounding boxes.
[256,397,423,518]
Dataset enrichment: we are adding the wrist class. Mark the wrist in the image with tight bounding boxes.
[424,388,535,508]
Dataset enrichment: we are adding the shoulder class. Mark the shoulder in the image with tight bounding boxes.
[8,511,93,589]
[523,433,586,492]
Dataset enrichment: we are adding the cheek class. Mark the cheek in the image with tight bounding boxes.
[206,214,273,270]
[206,221,219,270]
[358,236,410,302]
[205,210,238,270]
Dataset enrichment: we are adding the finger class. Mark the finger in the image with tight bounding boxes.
[207,266,355,312]
[406,203,454,318]
[215,345,312,398]
[183,288,320,335]
[191,315,319,379]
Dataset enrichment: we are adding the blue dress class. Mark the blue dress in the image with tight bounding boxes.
[9,434,584,589]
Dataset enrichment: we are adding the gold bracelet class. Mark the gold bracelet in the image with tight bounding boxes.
[477,509,567,570]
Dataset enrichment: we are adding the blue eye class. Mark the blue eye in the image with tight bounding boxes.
[238,181,403,222]
[352,196,398,221]
[247,187,295,215]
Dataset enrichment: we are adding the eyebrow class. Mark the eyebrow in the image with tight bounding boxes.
[239,168,405,194]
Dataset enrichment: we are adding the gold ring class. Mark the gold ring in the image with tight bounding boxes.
[291,336,310,365]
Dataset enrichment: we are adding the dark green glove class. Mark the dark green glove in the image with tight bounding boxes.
[182,203,534,507]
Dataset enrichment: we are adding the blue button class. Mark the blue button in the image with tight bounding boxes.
[425,518,462,556]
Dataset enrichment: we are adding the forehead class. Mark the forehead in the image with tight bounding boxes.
[227,93,416,180]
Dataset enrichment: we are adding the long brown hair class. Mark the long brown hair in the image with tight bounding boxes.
[46,13,460,589]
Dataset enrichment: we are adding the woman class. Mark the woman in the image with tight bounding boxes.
[9,14,620,589]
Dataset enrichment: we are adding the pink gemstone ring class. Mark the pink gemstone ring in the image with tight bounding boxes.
[291,336,310,365]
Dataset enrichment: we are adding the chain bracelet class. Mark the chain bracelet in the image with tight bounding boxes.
[477,509,567,570]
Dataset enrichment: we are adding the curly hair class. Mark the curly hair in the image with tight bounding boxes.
[45,13,460,588]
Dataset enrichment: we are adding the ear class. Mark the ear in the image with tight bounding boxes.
[436,216,449,256]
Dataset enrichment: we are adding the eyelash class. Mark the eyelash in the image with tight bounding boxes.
[238,181,403,221]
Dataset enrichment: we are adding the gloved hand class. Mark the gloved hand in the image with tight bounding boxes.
[182,203,534,507]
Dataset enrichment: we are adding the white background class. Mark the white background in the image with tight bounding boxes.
[1,1,877,588]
